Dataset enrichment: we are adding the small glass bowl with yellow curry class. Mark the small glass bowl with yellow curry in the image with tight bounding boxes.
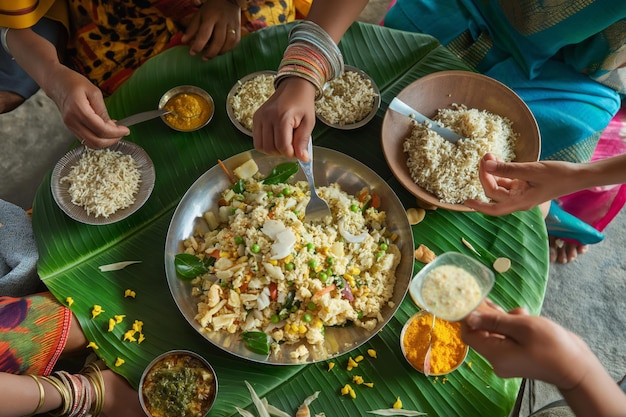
[400,311,469,376]
[159,85,215,132]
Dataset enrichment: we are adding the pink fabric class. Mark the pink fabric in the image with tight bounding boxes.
[380,0,396,26]
[557,105,626,233]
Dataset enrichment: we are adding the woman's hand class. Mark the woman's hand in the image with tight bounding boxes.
[42,66,129,148]
[461,303,591,390]
[253,77,317,161]
[464,153,577,215]
[182,0,242,60]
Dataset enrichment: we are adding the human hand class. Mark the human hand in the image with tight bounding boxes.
[463,153,577,215]
[182,0,241,60]
[252,77,317,161]
[461,301,592,390]
[43,66,129,148]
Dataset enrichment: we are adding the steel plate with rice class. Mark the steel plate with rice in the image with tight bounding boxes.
[165,148,414,365]
[226,70,277,137]
[51,141,155,225]
[315,65,380,130]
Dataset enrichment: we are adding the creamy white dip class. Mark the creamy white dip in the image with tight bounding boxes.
[420,264,482,320]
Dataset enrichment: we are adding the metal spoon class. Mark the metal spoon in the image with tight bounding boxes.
[298,138,331,223]
[389,97,463,143]
[423,314,436,376]
[116,109,171,127]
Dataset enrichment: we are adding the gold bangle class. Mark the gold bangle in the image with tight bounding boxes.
[27,375,45,416]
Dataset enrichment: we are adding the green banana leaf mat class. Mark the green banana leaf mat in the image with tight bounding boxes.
[33,22,549,417]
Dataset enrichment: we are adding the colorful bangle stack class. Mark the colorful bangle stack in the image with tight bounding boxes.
[275,21,344,100]
[1,27,11,56]
[38,362,105,417]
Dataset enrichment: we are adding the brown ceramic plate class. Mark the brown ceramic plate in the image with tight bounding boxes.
[381,70,541,211]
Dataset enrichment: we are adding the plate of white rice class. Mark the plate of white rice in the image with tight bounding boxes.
[315,65,380,130]
[165,148,414,364]
[381,70,541,211]
[51,140,155,225]
[226,70,277,136]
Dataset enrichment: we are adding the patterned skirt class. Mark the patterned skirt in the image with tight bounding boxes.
[0,293,71,376]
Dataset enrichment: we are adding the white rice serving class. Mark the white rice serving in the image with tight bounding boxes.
[60,148,141,218]
[181,160,401,355]
[315,70,377,125]
[403,104,518,204]
[230,73,275,131]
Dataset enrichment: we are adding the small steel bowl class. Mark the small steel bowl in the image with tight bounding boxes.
[159,85,215,132]
[315,65,380,130]
[400,311,469,376]
[226,70,277,137]
[139,350,218,417]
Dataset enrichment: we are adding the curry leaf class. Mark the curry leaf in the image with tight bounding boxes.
[174,253,208,279]
[262,162,299,184]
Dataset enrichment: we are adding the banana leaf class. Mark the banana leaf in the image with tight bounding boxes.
[33,22,549,417]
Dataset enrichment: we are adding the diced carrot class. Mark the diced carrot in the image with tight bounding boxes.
[313,283,337,299]
[209,249,220,259]
[218,159,236,184]
[269,282,278,301]
[370,193,381,210]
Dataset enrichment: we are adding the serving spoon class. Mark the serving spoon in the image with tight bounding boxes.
[389,97,463,143]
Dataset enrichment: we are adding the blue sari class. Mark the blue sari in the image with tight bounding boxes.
[383,0,625,164]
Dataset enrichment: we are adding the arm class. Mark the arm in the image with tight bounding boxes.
[464,152,626,216]
[461,305,626,417]
[252,0,369,161]
[4,28,129,148]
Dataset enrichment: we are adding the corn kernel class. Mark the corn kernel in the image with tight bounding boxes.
[132,320,143,332]
[220,251,229,258]
[351,267,360,275]
[299,324,307,334]
[115,357,125,367]
[91,305,104,319]
[367,349,377,358]
[123,330,137,342]
[393,397,402,409]
[270,259,278,266]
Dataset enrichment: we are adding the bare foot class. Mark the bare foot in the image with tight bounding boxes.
[549,236,588,264]
[0,91,25,113]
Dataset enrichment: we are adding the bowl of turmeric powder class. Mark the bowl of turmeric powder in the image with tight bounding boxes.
[400,311,468,376]
[159,85,215,132]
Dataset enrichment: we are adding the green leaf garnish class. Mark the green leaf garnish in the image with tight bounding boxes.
[174,253,209,280]
[262,162,298,185]
[241,331,271,355]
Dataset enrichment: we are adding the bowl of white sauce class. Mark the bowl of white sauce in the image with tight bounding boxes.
[409,252,494,321]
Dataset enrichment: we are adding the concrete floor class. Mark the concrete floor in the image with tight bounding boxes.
[1,2,625,415]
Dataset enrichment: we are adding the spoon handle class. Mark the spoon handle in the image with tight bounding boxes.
[389,97,462,144]
[116,109,171,127]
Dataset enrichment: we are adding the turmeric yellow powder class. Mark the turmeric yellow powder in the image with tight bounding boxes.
[402,312,467,374]
[163,92,213,131]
